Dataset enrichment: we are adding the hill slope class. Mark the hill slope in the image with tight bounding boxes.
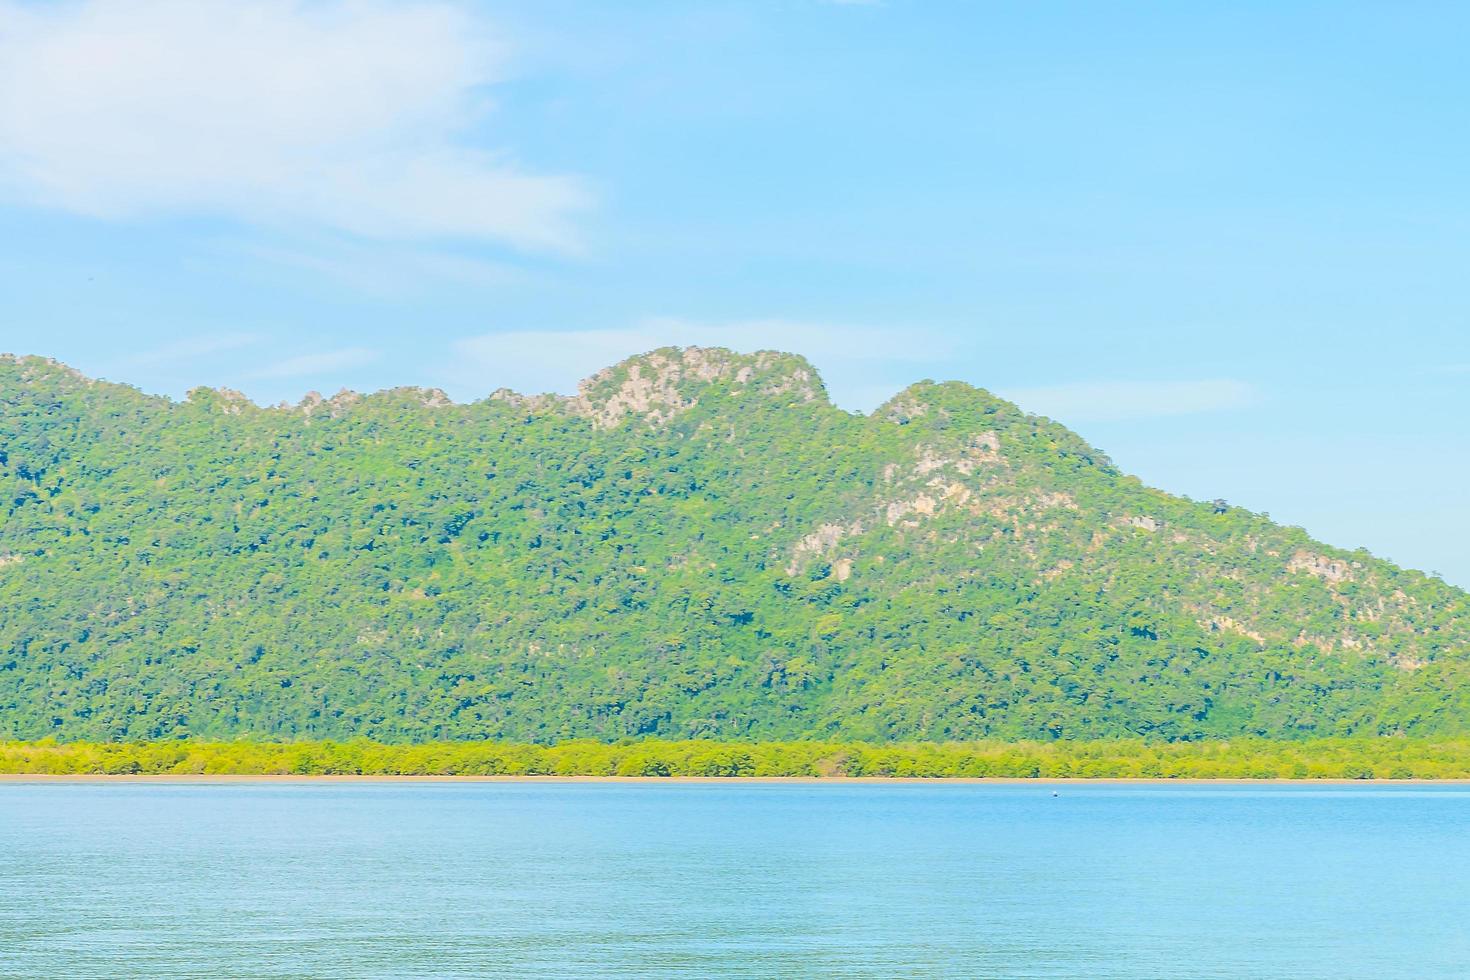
[1,348,1466,742]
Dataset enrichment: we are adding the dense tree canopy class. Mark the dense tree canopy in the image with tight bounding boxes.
[1,347,1466,742]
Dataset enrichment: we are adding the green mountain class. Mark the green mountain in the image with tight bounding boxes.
[1,348,1466,743]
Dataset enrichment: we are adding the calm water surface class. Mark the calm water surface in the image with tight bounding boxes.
[0,781,1466,978]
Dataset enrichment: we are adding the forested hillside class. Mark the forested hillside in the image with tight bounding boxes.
[1,347,1466,742]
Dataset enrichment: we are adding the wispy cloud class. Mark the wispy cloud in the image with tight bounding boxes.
[1000,379,1259,423]
[446,317,959,409]
[116,332,262,369]
[237,239,524,294]
[0,0,589,250]
[252,346,382,380]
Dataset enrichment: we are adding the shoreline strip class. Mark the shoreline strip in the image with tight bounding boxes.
[3,774,1468,785]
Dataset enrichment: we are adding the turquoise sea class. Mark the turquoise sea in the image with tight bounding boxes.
[1,781,1466,978]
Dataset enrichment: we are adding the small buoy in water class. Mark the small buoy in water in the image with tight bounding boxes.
[1051,791,1059,797]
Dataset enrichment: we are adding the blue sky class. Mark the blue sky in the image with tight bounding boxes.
[1,1,1467,583]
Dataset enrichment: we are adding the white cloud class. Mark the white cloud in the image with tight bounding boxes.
[1000,379,1259,423]
[252,346,381,379]
[0,0,588,249]
[446,318,956,409]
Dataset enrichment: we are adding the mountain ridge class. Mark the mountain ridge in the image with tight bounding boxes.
[0,346,835,418]
[1,347,1465,742]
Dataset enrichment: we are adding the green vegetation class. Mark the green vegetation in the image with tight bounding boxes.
[3,739,1468,779]
[1,347,1467,743]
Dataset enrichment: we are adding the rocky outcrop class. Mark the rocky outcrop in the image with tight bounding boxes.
[1288,550,1356,584]
[569,347,826,428]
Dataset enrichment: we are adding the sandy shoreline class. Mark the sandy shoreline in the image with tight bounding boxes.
[1,774,1467,785]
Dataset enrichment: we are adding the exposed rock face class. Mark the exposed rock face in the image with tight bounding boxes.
[289,389,363,419]
[210,388,253,415]
[880,392,930,425]
[0,354,96,387]
[570,347,825,429]
[786,523,852,575]
[415,388,453,409]
[1207,615,1267,645]
[1289,550,1355,584]
[573,354,694,428]
[488,389,562,412]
